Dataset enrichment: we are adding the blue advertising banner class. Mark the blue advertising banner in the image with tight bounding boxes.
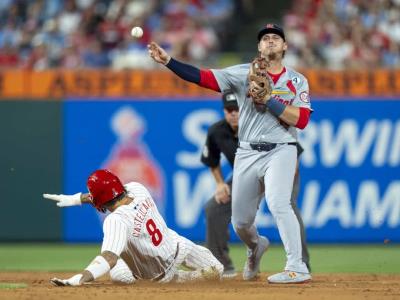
[63,99,400,243]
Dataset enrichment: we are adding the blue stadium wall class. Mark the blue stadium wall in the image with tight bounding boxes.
[61,98,400,243]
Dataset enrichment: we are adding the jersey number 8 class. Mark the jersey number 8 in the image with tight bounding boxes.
[146,218,163,246]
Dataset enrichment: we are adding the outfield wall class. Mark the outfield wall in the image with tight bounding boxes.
[0,98,399,243]
[60,98,400,243]
[0,101,62,241]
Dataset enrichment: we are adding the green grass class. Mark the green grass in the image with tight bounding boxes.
[0,243,399,274]
[0,244,100,272]
[230,244,400,274]
[0,283,27,289]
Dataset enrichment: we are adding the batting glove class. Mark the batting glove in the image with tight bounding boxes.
[43,193,82,207]
[50,274,83,286]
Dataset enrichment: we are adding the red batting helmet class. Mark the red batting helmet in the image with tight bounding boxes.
[87,169,125,210]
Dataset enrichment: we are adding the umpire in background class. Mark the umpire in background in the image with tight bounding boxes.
[202,91,311,278]
[202,90,239,277]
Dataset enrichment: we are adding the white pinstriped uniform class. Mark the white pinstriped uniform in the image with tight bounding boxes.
[102,182,223,283]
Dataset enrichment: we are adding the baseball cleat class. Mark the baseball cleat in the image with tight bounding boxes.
[50,278,68,286]
[222,268,237,278]
[242,236,270,280]
[267,271,311,284]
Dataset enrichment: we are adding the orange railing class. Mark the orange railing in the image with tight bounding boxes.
[1,69,400,99]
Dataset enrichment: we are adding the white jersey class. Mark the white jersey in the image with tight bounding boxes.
[101,182,178,280]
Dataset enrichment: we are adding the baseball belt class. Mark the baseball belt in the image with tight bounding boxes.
[240,141,297,152]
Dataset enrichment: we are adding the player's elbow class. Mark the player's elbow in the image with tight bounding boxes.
[295,121,308,130]
[295,107,311,129]
[199,69,220,92]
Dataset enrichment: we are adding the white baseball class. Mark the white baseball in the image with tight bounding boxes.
[131,26,143,38]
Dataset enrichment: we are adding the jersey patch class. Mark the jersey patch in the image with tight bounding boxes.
[299,91,310,103]
[291,76,301,86]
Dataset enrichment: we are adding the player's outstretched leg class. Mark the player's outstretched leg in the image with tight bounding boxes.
[263,145,311,284]
[185,244,224,279]
[231,150,270,280]
[167,229,223,282]
[179,236,223,278]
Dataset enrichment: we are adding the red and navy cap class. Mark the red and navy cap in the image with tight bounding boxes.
[257,23,285,41]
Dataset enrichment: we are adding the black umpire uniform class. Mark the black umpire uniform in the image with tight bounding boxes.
[202,91,311,276]
[202,90,239,275]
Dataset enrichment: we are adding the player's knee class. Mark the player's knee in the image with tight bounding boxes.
[110,268,135,284]
[201,247,224,276]
[232,220,252,232]
[267,194,292,215]
[267,199,292,216]
[111,272,135,284]
[110,259,135,284]
[233,225,251,241]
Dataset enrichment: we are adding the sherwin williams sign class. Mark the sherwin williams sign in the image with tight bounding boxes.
[297,100,399,242]
[63,99,400,243]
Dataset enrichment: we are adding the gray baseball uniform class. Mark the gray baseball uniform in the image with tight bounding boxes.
[211,65,311,274]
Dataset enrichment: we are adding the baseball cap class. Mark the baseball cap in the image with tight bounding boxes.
[222,90,238,109]
[257,23,285,41]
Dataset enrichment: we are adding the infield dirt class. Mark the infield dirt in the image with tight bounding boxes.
[1,272,399,300]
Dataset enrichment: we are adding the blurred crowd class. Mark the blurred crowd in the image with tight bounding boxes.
[1,0,400,70]
[284,0,400,69]
[0,0,235,70]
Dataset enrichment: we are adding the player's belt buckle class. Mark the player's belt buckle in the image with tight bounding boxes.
[250,142,277,152]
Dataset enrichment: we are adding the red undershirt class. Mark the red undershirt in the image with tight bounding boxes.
[267,67,286,84]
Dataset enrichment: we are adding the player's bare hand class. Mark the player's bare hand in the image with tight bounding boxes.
[50,274,83,286]
[43,193,82,207]
[215,183,230,204]
[147,42,170,65]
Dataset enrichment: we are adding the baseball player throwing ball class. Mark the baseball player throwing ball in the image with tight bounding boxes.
[44,169,223,285]
[148,23,312,283]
